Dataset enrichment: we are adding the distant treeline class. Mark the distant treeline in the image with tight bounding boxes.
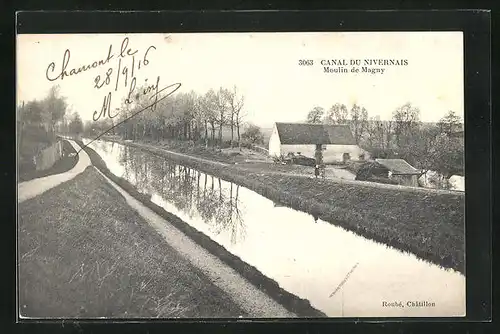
[82,85,264,149]
[305,103,464,177]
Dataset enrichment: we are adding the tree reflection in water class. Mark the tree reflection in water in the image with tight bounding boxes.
[100,141,109,154]
[118,144,131,181]
[119,146,246,244]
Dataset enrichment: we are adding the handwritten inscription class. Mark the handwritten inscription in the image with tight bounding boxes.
[45,36,182,153]
[90,39,157,121]
[92,38,160,121]
[45,46,114,82]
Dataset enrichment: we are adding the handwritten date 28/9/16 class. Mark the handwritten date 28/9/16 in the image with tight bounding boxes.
[298,59,314,66]
[92,39,157,121]
[93,42,156,91]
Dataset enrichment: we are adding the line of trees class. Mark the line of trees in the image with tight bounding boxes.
[18,86,68,141]
[17,85,86,142]
[306,103,464,177]
[86,85,247,150]
[17,86,70,158]
[306,103,369,144]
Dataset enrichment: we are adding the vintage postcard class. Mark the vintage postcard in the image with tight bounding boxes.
[17,31,465,318]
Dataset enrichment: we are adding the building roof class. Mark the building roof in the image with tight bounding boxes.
[275,122,356,145]
[375,159,421,175]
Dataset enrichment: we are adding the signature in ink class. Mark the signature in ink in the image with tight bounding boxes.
[77,80,182,154]
[92,75,163,121]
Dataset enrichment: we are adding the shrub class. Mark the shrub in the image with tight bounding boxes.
[272,154,288,164]
[240,141,253,149]
[355,161,388,181]
[241,124,264,145]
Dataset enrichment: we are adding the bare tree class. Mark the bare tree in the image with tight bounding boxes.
[325,103,349,125]
[437,110,462,135]
[200,89,219,148]
[349,104,368,144]
[226,86,245,148]
[306,106,325,124]
[194,95,208,147]
[43,85,67,136]
[392,102,421,149]
[234,107,247,150]
[68,113,84,135]
[215,87,231,148]
[109,84,245,150]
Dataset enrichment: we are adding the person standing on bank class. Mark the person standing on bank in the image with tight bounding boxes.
[314,164,320,178]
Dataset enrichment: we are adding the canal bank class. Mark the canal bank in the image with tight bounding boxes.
[77,139,466,317]
[18,167,262,318]
[76,140,326,317]
[86,136,465,274]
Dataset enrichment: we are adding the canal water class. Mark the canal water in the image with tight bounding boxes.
[85,139,465,317]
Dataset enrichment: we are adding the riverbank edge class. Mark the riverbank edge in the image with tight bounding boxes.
[93,137,464,274]
[18,139,77,182]
[76,140,327,317]
[18,167,250,318]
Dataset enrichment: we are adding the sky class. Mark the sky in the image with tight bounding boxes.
[17,32,464,128]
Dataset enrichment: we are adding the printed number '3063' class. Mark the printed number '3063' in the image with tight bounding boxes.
[299,59,314,66]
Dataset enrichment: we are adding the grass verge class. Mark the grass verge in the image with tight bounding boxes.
[18,167,247,318]
[18,139,78,182]
[98,137,465,274]
[76,140,327,317]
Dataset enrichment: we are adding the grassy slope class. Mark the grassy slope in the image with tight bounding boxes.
[238,173,464,272]
[18,167,246,318]
[78,141,326,317]
[101,137,465,273]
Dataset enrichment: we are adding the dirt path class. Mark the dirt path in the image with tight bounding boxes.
[19,139,294,317]
[17,140,91,203]
[19,168,247,318]
[95,167,294,317]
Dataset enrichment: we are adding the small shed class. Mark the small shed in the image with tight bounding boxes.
[356,158,422,187]
[375,159,422,187]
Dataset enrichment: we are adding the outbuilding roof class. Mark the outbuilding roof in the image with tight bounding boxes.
[275,122,356,145]
[375,158,421,175]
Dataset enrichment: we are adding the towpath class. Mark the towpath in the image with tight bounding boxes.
[18,139,295,317]
[18,140,91,203]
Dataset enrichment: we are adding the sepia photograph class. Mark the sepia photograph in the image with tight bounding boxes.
[17,31,465,318]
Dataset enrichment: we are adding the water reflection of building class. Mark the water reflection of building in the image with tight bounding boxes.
[120,146,247,244]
